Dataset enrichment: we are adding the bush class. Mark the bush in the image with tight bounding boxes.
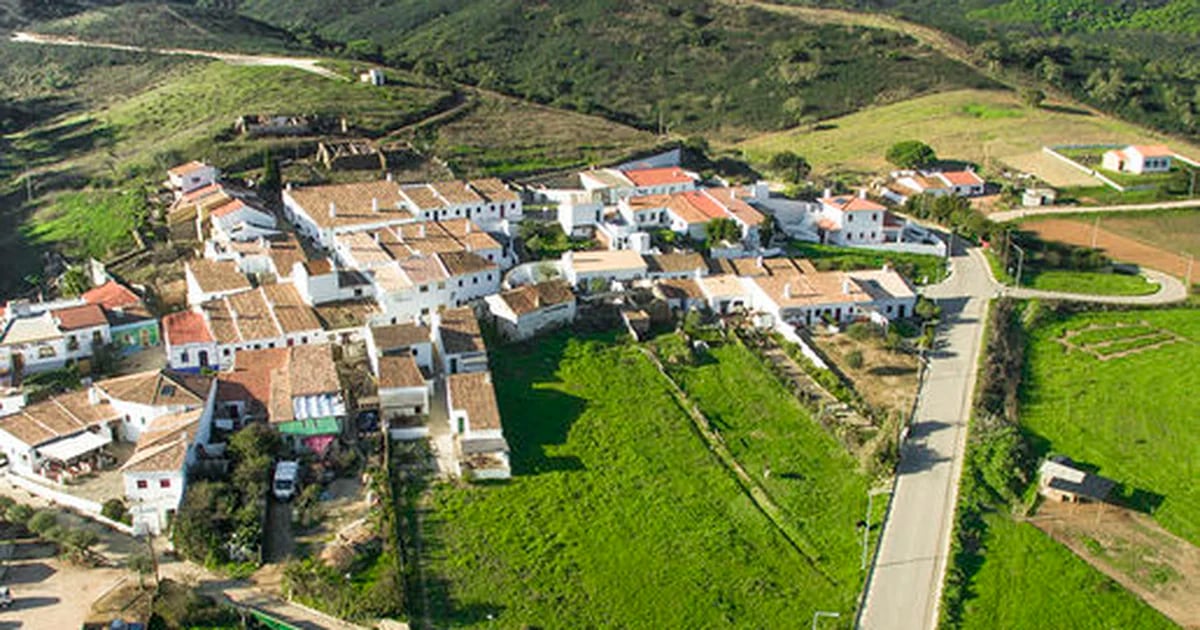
[27,510,58,536]
[845,322,876,341]
[101,498,131,525]
[846,349,865,369]
[5,503,34,525]
[886,140,937,169]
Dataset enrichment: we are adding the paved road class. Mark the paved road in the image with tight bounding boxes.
[858,248,992,630]
[989,199,1200,222]
[1001,267,1189,304]
[9,31,344,80]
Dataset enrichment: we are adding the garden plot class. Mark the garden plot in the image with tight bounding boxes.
[1058,321,1185,361]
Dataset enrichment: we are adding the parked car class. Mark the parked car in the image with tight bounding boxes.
[272,461,300,501]
[0,585,12,608]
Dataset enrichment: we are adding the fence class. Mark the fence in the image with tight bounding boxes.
[5,471,136,535]
[773,321,829,370]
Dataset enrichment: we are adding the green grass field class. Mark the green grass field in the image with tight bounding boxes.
[959,514,1177,630]
[787,241,947,285]
[1026,270,1159,295]
[738,89,1198,175]
[419,334,865,628]
[662,337,876,583]
[1021,308,1200,544]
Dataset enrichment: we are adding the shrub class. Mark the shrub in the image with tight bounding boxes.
[845,322,876,341]
[27,510,58,536]
[846,350,865,369]
[5,503,34,525]
[101,498,131,525]
[886,140,937,169]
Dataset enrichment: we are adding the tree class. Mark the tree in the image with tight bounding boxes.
[27,510,57,536]
[259,150,281,200]
[59,266,90,297]
[705,217,741,247]
[886,140,937,169]
[1019,87,1045,109]
[846,350,864,369]
[129,553,156,588]
[767,151,811,184]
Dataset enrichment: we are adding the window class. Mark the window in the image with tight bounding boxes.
[420,285,429,293]
[458,280,464,287]
[268,342,276,349]
[486,274,493,281]
[181,350,189,363]
[160,478,171,488]
[301,336,308,344]
[354,288,363,297]
[472,277,478,284]
[223,348,231,357]
[848,215,854,222]
[136,480,148,489]
[438,281,446,289]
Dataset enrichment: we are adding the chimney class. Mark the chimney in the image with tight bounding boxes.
[823,187,832,199]
[464,221,472,233]
[286,182,293,191]
[329,202,337,218]
[756,255,764,269]
[882,262,892,273]
[386,172,394,182]
[859,189,868,199]
[418,224,426,238]
[87,386,100,406]
[372,197,379,213]
[842,277,852,294]
[783,283,792,299]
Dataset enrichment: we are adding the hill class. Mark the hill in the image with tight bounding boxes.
[229,0,993,138]
[738,89,1200,176]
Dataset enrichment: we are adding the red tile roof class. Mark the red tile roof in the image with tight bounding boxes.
[163,311,213,345]
[82,281,141,310]
[822,195,886,212]
[623,167,694,187]
[210,198,248,218]
[1130,144,1172,158]
[940,170,984,186]
[52,304,108,330]
[168,161,209,177]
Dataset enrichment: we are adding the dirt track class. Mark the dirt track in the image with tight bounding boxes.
[1023,218,1193,280]
[1027,501,1200,629]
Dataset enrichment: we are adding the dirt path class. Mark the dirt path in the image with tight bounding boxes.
[1021,218,1196,281]
[1025,501,1200,628]
[989,200,1200,223]
[10,31,345,80]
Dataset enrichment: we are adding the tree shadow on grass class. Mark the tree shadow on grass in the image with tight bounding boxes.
[492,333,593,476]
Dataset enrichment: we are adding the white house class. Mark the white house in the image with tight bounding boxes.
[816,192,887,246]
[366,322,433,374]
[742,262,916,327]
[643,253,708,280]
[167,161,220,196]
[446,371,510,480]
[0,299,115,376]
[122,383,216,536]
[0,390,118,481]
[376,354,430,440]
[484,280,577,342]
[1101,144,1174,174]
[883,170,985,204]
[162,311,217,371]
[434,307,488,375]
[185,259,252,307]
[617,195,671,230]
[580,167,697,203]
[562,249,649,289]
[206,199,279,244]
[94,369,213,442]
[554,191,604,236]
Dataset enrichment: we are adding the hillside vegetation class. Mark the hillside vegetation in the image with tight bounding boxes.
[231,0,993,137]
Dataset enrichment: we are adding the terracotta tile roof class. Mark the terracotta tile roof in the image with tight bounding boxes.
[51,304,108,330]
[179,182,223,203]
[568,249,648,275]
[1130,144,1172,157]
[304,258,334,276]
[201,300,240,345]
[468,178,519,203]
[752,272,873,308]
[82,281,141,310]
[447,371,501,431]
[939,170,984,186]
[261,284,322,334]
[217,347,289,414]
[267,236,308,278]
[581,169,633,189]
[168,161,209,177]
[399,184,445,211]
[370,323,431,350]
[338,231,395,268]
[378,354,425,389]
[372,265,413,294]
[1,312,61,345]
[288,344,341,397]
[623,167,694,187]
[163,311,213,346]
[210,198,249,218]
[437,219,501,252]
[399,255,448,285]
[656,278,705,300]
[627,194,672,210]
[226,289,282,341]
[846,268,916,301]
[643,252,706,274]
[698,274,748,299]
[313,300,379,330]
[0,390,118,447]
[706,188,765,226]
[496,280,575,317]
[438,307,485,355]
[94,370,208,407]
[187,259,251,295]
[668,190,727,224]
[821,195,886,213]
[285,180,410,229]
[122,408,202,473]
[431,180,484,206]
[437,251,495,276]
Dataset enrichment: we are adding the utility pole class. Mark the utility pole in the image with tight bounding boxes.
[860,487,892,571]
[1091,215,1100,249]
[1011,241,1026,287]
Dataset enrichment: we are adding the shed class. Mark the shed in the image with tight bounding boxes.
[1038,456,1115,503]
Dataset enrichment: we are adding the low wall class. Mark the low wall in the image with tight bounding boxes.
[1042,146,1126,192]
[851,240,946,257]
[6,471,135,535]
[774,321,829,370]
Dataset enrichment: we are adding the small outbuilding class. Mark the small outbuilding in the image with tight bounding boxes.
[1038,455,1116,504]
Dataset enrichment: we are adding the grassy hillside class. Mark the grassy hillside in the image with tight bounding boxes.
[32,2,304,53]
[420,334,869,627]
[235,0,993,137]
[739,89,1198,175]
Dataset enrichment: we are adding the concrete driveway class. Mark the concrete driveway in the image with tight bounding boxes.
[0,542,125,630]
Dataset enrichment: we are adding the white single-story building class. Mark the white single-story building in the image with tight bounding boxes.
[484,280,577,342]
[1101,144,1174,174]
[446,371,510,480]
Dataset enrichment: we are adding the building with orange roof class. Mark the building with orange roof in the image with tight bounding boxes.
[817,191,888,246]
[1102,144,1175,174]
[580,166,697,203]
[446,370,510,480]
[167,161,219,196]
[83,280,160,354]
[204,198,278,244]
[484,280,577,342]
[885,169,985,204]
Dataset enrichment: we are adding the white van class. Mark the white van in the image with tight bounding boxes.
[272,461,299,501]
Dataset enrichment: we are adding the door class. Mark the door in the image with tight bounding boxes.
[198,350,210,368]
[449,357,458,374]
